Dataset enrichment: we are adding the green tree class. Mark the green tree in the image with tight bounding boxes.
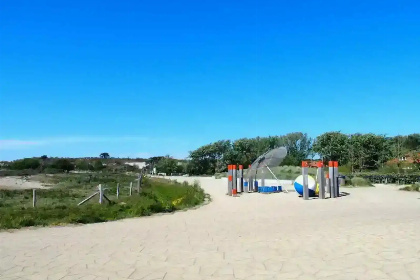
[313,132,349,164]
[100,153,110,159]
[404,134,420,151]
[188,140,232,174]
[155,156,182,174]
[281,132,313,165]
[348,134,391,171]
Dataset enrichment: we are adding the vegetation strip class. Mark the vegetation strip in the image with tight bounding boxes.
[0,174,206,230]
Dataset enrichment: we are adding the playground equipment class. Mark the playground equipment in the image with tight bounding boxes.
[227,147,288,196]
[294,174,317,196]
[247,147,288,192]
[297,160,339,200]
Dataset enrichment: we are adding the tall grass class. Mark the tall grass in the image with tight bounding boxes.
[0,174,206,230]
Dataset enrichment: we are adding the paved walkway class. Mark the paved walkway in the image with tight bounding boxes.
[1,177,419,280]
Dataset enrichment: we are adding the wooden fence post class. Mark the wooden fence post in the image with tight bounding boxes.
[117,183,120,199]
[129,182,133,196]
[99,184,103,204]
[137,174,143,193]
[33,189,37,207]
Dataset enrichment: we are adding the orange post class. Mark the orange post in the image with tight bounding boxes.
[227,165,233,196]
[232,165,237,194]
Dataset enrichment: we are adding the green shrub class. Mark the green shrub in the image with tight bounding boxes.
[400,183,420,192]
[93,160,105,171]
[9,158,40,170]
[50,159,74,172]
[338,164,352,174]
[0,169,40,176]
[350,177,373,187]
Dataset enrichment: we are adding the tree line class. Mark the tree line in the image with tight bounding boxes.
[185,132,420,175]
[1,153,142,175]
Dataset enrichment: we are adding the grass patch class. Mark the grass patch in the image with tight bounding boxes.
[0,173,206,230]
[344,176,373,187]
[399,183,420,192]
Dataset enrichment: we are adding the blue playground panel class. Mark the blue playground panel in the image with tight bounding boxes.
[257,186,283,193]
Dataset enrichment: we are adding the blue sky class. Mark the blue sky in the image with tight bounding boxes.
[1,0,419,161]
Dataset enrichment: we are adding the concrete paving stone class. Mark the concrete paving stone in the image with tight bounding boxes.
[1,177,419,280]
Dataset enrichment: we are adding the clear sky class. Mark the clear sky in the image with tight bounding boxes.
[1,0,419,161]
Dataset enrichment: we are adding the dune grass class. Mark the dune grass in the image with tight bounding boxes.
[0,173,206,230]
[400,183,420,192]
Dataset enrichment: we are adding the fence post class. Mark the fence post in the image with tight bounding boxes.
[137,174,143,193]
[116,183,120,199]
[317,162,325,199]
[302,161,309,200]
[129,182,133,196]
[99,184,103,204]
[32,189,37,208]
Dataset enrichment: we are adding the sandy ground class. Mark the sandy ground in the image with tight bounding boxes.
[0,176,48,190]
[0,176,419,280]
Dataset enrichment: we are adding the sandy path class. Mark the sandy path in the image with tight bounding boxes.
[0,177,419,280]
[0,176,48,190]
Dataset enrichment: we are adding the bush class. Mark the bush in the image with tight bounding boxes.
[42,168,63,174]
[75,160,94,171]
[338,164,352,174]
[400,183,420,192]
[51,159,74,172]
[348,173,420,185]
[0,169,40,176]
[9,158,40,170]
[350,177,373,187]
[94,160,105,171]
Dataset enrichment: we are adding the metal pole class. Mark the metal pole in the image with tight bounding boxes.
[238,165,243,193]
[227,165,233,196]
[329,161,336,198]
[261,168,265,188]
[317,162,325,199]
[129,182,133,196]
[302,161,309,200]
[99,184,103,204]
[247,165,254,192]
[334,161,339,197]
[116,183,120,199]
[32,189,36,208]
[232,165,237,196]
